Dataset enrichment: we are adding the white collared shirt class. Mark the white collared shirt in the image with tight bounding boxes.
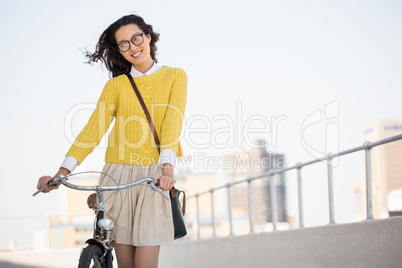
[130,61,160,77]
[60,62,177,173]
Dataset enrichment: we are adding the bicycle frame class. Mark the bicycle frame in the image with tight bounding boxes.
[88,208,113,268]
[33,174,169,268]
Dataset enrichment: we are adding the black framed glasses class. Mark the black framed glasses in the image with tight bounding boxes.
[117,32,146,52]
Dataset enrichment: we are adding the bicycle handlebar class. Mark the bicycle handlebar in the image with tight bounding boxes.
[33,175,169,200]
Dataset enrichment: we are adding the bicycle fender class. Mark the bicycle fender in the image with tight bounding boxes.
[85,239,104,251]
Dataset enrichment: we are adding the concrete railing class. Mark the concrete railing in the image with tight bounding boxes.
[160,216,402,268]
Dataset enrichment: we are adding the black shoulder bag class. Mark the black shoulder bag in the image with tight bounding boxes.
[126,73,187,240]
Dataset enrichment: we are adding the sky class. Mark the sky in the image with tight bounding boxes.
[0,0,401,246]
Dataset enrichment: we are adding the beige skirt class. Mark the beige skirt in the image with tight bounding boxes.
[99,162,174,246]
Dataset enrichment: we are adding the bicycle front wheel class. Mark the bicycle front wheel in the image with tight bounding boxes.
[78,244,103,268]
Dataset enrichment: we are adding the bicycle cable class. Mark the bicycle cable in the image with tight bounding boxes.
[65,171,125,227]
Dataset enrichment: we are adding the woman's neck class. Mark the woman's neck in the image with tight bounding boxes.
[133,60,154,74]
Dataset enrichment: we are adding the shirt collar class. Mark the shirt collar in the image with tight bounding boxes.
[130,62,161,78]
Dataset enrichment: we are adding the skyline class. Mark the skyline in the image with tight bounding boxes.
[0,0,401,229]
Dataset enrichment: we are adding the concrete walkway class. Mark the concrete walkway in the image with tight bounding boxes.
[0,248,117,268]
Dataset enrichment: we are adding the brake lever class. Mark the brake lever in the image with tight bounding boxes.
[148,180,170,201]
[32,184,50,197]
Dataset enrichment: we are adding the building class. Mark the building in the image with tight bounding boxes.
[176,141,289,238]
[362,120,402,218]
[225,139,288,231]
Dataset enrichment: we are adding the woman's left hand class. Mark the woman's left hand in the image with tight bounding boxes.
[157,175,176,191]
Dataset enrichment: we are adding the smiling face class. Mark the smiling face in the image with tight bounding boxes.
[115,23,154,73]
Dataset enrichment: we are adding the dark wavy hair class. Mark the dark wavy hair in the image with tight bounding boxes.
[85,14,160,78]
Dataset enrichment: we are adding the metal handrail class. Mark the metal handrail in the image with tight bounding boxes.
[187,133,402,239]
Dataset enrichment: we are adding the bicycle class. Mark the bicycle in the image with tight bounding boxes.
[33,172,169,268]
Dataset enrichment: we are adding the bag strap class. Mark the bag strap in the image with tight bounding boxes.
[126,73,161,154]
[127,74,182,198]
[170,188,186,216]
[179,190,186,216]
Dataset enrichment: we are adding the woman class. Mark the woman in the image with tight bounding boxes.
[37,14,187,268]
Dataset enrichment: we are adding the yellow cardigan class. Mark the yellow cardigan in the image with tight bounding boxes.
[66,65,187,166]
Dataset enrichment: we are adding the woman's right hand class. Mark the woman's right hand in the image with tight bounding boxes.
[37,168,70,193]
[37,176,58,193]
